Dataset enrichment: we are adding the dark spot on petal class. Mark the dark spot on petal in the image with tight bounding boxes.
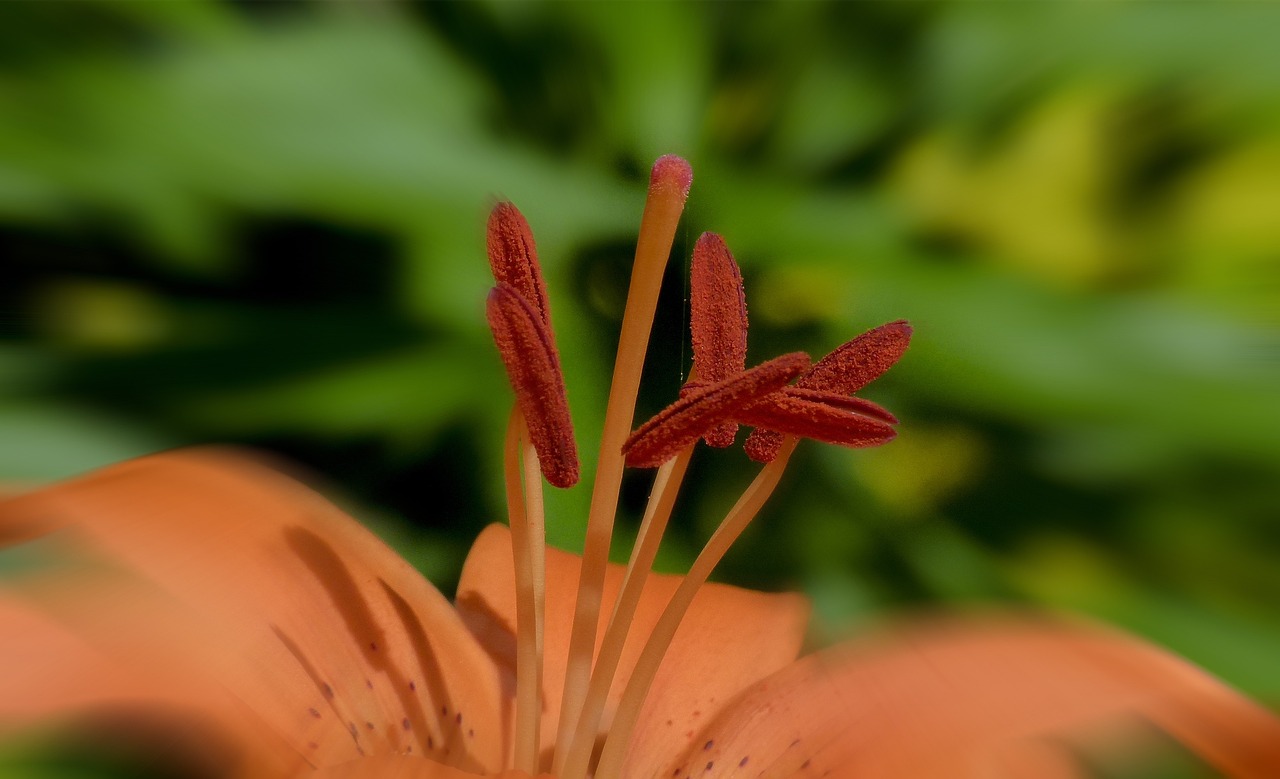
[347,722,358,737]
[428,736,434,749]
[308,707,321,719]
[365,679,373,690]
[322,683,334,699]
[666,719,674,726]
[406,745,413,754]
[704,740,714,751]
[308,742,318,750]
[409,681,417,692]
[370,641,378,652]
[789,739,801,748]
[739,757,749,768]
[441,705,448,716]
[801,759,811,770]
[705,762,714,772]
[468,728,475,738]
[402,717,411,731]
[365,722,374,731]
[455,712,462,725]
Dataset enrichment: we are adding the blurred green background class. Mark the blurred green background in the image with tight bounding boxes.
[1,0,1278,755]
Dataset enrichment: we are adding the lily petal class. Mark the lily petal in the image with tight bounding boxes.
[456,524,809,773]
[0,450,508,776]
[1,575,302,777]
[657,615,1280,779]
[310,756,539,779]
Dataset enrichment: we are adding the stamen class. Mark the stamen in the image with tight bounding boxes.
[738,390,896,461]
[778,387,899,425]
[688,233,748,448]
[488,202,552,327]
[559,443,696,779]
[502,410,545,774]
[555,155,692,770]
[744,321,912,463]
[624,353,810,469]
[487,284,580,488]
[592,437,802,779]
[801,320,913,394]
[744,388,899,464]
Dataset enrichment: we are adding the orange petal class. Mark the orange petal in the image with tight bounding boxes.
[652,615,1280,779]
[456,525,809,771]
[311,755,542,779]
[0,450,508,775]
[1,576,305,777]
[624,353,809,468]
[487,284,580,488]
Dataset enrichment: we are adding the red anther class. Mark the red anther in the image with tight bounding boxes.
[742,388,898,463]
[487,284,580,488]
[689,233,748,448]
[738,391,897,463]
[487,202,552,328]
[745,321,911,462]
[624,353,810,469]
[775,387,898,425]
[800,321,913,394]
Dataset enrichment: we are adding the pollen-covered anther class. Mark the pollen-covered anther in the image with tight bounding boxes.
[745,320,912,463]
[802,320,913,394]
[487,202,551,327]
[688,232,748,448]
[486,283,580,487]
[624,352,810,469]
[739,389,897,463]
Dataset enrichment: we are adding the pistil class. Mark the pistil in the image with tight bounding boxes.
[555,156,692,771]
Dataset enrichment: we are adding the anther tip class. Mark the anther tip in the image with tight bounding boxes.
[694,231,724,249]
[651,155,693,200]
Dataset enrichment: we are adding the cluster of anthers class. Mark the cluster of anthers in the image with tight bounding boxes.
[484,155,909,779]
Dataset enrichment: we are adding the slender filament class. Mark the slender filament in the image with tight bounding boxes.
[555,156,692,769]
[503,409,544,774]
[559,443,696,779]
[592,436,799,779]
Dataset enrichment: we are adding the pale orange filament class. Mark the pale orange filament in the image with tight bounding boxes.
[559,442,696,779]
[555,157,691,770]
[591,436,800,779]
[503,409,545,774]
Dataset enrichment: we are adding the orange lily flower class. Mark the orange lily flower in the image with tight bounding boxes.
[3,156,1280,779]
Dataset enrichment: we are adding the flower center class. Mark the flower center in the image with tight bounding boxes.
[484,155,909,778]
